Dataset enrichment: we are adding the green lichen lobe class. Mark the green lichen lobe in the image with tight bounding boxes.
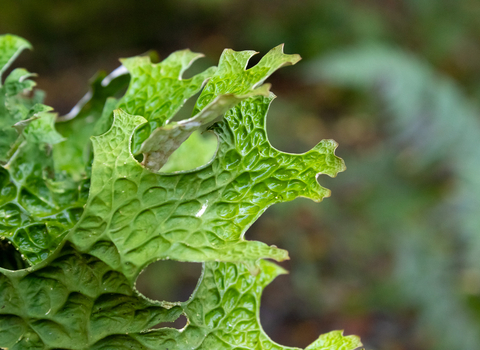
[0,34,360,350]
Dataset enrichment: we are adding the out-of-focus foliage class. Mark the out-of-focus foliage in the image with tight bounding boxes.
[1,1,480,349]
[305,46,480,350]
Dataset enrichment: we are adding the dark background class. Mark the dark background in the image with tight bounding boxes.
[2,1,480,349]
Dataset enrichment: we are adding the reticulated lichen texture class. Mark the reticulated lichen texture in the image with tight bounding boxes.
[0,34,362,350]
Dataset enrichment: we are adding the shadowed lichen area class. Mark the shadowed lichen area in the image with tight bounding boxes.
[0,34,362,350]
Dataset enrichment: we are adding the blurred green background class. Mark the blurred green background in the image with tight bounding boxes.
[2,1,480,349]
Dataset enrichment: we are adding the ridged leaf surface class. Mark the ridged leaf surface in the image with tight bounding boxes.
[0,34,361,350]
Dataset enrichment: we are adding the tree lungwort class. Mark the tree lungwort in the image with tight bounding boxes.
[0,34,362,350]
